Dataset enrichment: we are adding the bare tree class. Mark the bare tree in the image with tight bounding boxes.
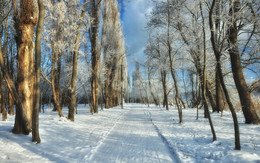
[102,0,127,109]
[49,0,64,117]
[68,3,85,121]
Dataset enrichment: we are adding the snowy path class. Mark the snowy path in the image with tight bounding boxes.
[1,103,259,163]
[87,106,175,163]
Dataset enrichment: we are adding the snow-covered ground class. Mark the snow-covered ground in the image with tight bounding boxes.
[0,103,260,163]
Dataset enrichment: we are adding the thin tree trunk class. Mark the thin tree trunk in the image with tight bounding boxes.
[196,58,209,118]
[172,72,182,123]
[161,70,168,111]
[54,53,61,110]
[32,0,44,143]
[148,69,159,106]
[200,2,216,141]
[8,43,15,115]
[167,0,182,122]
[50,20,63,117]
[8,89,14,115]
[2,86,7,121]
[68,10,85,121]
[101,83,104,110]
[209,0,240,149]
[105,70,110,108]
[4,21,14,116]
[1,7,9,120]
[206,80,217,112]
[120,63,124,109]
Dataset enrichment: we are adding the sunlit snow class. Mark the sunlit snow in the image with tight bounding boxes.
[0,104,259,162]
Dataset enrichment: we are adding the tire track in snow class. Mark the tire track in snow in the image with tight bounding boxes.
[144,110,182,163]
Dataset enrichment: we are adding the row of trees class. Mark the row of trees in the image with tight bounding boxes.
[0,0,127,143]
[130,0,259,150]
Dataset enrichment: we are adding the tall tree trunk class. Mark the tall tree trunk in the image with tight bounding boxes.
[50,20,63,117]
[200,2,216,141]
[12,0,39,134]
[7,47,15,115]
[214,0,225,114]
[1,7,8,120]
[54,53,61,110]
[68,10,85,121]
[32,0,44,143]
[227,0,259,124]
[8,43,15,116]
[90,0,102,114]
[167,0,182,122]
[209,0,240,149]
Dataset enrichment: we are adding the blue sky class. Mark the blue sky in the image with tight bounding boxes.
[119,0,153,76]
[117,0,260,87]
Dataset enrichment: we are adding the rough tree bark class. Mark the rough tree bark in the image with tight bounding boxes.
[12,0,39,134]
[90,0,102,113]
[227,0,259,124]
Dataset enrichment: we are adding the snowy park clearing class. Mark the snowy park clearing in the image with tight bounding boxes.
[0,103,260,163]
